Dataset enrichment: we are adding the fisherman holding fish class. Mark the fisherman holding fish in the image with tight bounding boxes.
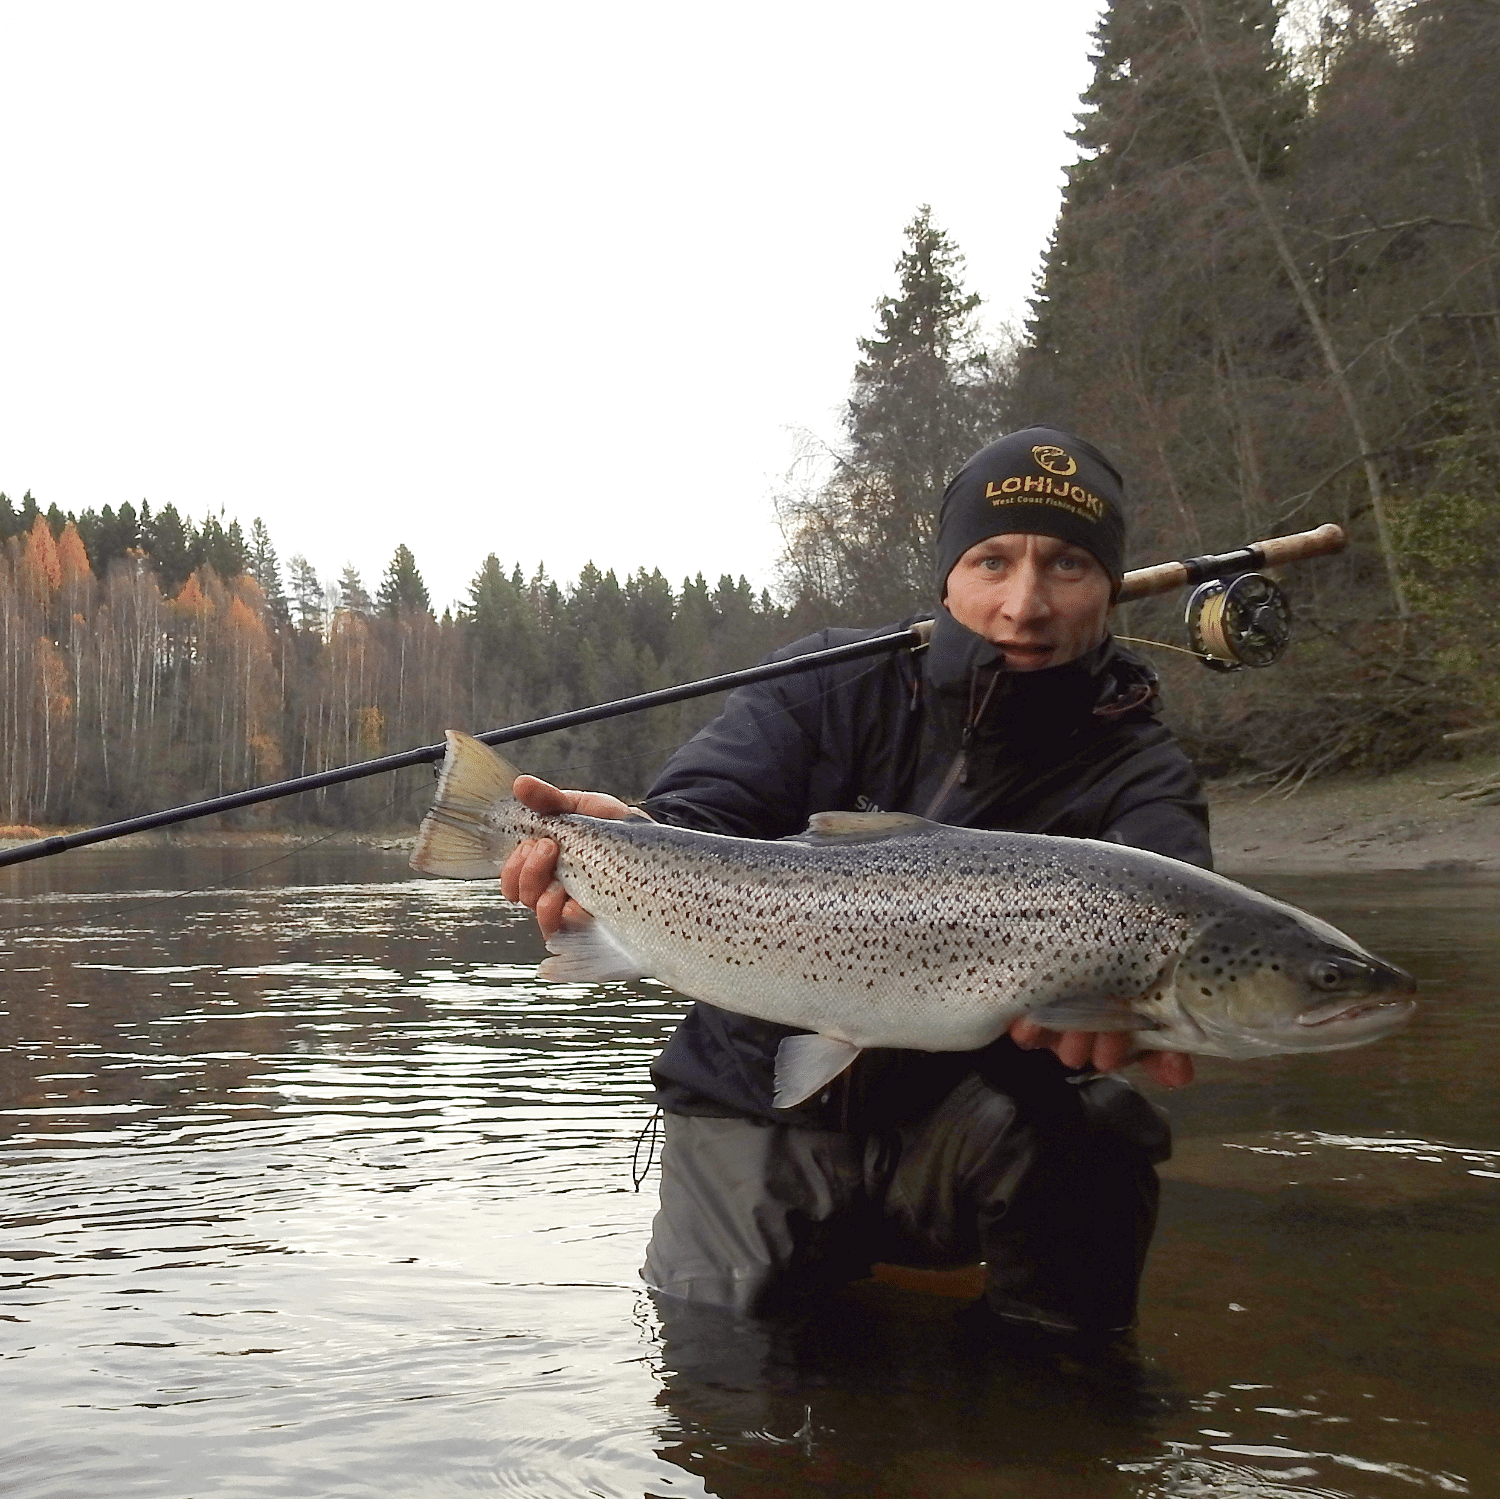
[455,426,1412,1338]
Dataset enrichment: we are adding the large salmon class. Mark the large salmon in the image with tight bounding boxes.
[411,731,1416,1107]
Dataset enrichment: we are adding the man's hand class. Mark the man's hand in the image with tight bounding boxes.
[498,775,629,939]
[1008,1016,1195,1089]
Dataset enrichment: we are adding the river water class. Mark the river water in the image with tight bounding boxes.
[1,846,1495,1498]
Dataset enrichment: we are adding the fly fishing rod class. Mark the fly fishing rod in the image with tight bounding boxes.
[0,522,1345,870]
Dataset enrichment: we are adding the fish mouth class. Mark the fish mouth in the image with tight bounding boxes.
[1296,996,1417,1030]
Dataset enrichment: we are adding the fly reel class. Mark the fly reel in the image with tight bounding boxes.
[1184,573,1292,671]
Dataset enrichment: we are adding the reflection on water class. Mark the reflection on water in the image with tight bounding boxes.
[1,849,1496,1497]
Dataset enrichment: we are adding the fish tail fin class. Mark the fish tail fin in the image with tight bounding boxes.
[410,730,520,879]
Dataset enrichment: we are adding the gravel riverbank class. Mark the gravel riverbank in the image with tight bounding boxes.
[1210,752,1500,876]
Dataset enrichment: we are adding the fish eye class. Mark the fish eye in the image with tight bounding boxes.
[1310,960,1349,991]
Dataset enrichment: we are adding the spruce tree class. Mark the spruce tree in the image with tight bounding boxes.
[1016,0,1307,558]
[337,564,372,614]
[288,555,326,635]
[142,503,197,590]
[248,518,292,626]
[778,207,1007,619]
[200,514,247,579]
[94,502,141,574]
[376,544,431,617]
[847,206,991,505]
[624,567,675,665]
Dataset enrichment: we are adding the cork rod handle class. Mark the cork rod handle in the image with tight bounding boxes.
[1116,523,1346,603]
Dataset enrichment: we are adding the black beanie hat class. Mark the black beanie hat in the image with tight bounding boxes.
[934,426,1127,596]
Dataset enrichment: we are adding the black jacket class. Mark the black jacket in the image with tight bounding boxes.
[640,607,1212,1130]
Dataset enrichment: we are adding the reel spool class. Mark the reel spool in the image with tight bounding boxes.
[1185,573,1292,671]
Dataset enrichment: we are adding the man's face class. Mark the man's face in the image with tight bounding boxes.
[943,533,1113,672]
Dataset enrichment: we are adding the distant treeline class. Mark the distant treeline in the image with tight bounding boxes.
[0,501,799,828]
[5,0,1499,829]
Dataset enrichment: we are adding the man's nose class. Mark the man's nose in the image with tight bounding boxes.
[1001,564,1051,623]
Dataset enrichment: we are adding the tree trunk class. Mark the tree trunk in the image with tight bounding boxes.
[1180,0,1409,618]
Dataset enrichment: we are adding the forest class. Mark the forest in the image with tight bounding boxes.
[2,0,1497,830]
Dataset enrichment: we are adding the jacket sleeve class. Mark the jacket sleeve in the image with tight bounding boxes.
[639,631,845,840]
[1101,733,1214,870]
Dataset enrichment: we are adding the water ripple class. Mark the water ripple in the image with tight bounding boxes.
[2,852,1498,1497]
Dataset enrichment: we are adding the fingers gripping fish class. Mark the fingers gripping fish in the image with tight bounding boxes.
[411,732,1416,1109]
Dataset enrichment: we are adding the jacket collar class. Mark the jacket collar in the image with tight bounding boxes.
[921,604,1159,725]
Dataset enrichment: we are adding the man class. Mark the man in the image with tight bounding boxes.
[503,427,1210,1337]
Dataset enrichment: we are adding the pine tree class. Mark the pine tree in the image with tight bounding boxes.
[376,544,431,617]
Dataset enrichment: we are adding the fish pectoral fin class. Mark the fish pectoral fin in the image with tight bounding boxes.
[1026,996,1163,1033]
[796,811,943,844]
[538,913,647,984]
[772,1034,863,1110]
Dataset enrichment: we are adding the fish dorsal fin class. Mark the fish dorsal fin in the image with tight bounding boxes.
[799,810,941,844]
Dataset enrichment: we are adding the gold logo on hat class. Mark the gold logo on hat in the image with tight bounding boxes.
[1032,445,1077,477]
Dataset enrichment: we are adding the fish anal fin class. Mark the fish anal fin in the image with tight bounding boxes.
[799,811,941,844]
[1027,996,1163,1033]
[538,912,646,984]
[773,1034,863,1109]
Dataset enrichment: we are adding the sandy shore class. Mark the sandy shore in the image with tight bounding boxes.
[1209,752,1500,876]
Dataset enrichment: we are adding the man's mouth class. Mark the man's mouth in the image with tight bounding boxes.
[996,642,1055,662]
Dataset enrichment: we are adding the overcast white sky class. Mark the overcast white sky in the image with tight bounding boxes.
[1,1,1108,613]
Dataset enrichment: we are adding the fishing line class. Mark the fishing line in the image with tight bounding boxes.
[1192,590,1237,662]
[1114,635,1214,661]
